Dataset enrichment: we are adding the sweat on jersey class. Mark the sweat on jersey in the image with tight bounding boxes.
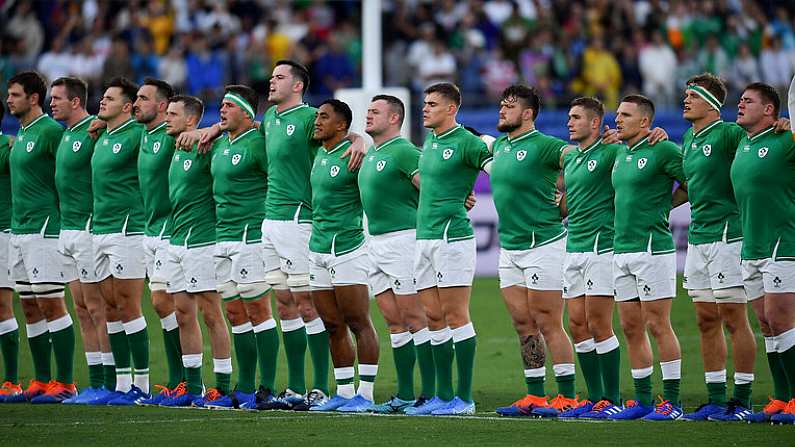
[139,121,176,238]
[55,115,96,231]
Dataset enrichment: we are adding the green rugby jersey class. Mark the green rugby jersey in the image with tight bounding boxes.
[169,142,217,248]
[562,138,620,253]
[611,136,684,254]
[9,114,63,236]
[211,128,267,243]
[138,121,176,238]
[260,104,319,222]
[91,118,146,235]
[682,120,745,245]
[358,136,420,236]
[730,127,795,260]
[310,140,364,255]
[417,125,492,241]
[0,133,12,231]
[492,129,567,250]
[55,115,96,230]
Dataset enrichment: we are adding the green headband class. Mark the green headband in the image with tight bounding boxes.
[687,84,722,112]
[224,93,255,120]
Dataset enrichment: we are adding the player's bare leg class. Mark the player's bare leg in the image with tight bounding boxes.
[618,300,654,408]
[642,298,682,408]
[312,289,357,399]
[530,289,575,401]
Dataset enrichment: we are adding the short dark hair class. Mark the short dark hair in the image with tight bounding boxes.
[275,60,310,95]
[620,94,655,121]
[170,95,204,120]
[224,84,258,118]
[570,96,604,120]
[371,94,405,126]
[52,77,88,108]
[424,82,462,107]
[501,84,541,120]
[143,77,175,101]
[8,71,47,108]
[687,73,727,105]
[320,98,353,131]
[743,82,781,117]
[106,77,139,104]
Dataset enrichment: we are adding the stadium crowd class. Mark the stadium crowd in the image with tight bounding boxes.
[1,0,795,110]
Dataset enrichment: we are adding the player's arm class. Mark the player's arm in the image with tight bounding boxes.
[672,182,688,208]
[176,123,223,153]
[789,74,795,139]
[773,117,791,133]
[87,118,107,139]
[341,132,366,170]
[601,125,668,145]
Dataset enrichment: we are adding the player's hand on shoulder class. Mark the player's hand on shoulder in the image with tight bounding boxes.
[773,117,791,133]
[88,119,107,140]
[176,129,202,152]
[342,132,366,171]
[601,125,620,145]
[647,127,669,145]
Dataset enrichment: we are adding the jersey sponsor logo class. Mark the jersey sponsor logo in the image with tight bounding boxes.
[702,144,712,156]
[183,159,192,171]
[442,148,454,160]
[223,149,230,155]
[516,150,527,161]
[587,159,597,171]
[575,156,582,164]
[112,143,122,153]
[376,160,386,171]
[144,136,148,144]
[153,141,161,153]
[742,145,750,152]
[637,157,647,169]
[103,139,109,145]
[64,135,71,142]
[25,141,35,152]
[432,142,438,149]
[286,124,295,136]
[175,153,181,160]
[758,147,768,158]
[232,154,241,165]
[330,165,340,177]
[72,141,82,152]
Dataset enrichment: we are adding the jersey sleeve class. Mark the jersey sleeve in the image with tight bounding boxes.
[660,141,685,182]
[462,135,493,170]
[545,136,569,168]
[397,145,420,179]
[723,123,746,159]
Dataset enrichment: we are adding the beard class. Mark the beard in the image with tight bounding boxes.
[136,109,157,124]
[496,119,521,133]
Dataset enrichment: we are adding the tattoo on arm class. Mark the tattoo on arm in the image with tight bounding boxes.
[520,333,546,369]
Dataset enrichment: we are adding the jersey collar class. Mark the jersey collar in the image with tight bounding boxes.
[508,129,538,143]
[433,124,462,139]
[69,114,95,131]
[147,121,167,135]
[578,138,603,153]
[375,136,402,151]
[324,139,351,155]
[21,113,48,132]
[628,136,649,152]
[108,118,136,135]
[229,127,257,144]
[275,103,309,118]
[692,119,722,138]
[749,126,774,142]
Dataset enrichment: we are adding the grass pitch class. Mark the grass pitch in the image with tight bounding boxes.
[4,277,793,446]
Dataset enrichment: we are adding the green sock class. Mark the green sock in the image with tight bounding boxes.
[597,343,621,404]
[162,327,184,388]
[108,325,131,379]
[254,321,280,391]
[215,371,232,395]
[633,374,653,407]
[414,338,435,398]
[454,335,476,402]
[778,342,795,397]
[0,328,19,383]
[281,322,307,393]
[432,338,455,401]
[391,333,416,401]
[525,374,545,396]
[27,324,52,383]
[576,345,602,401]
[126,323,150,378]
[307,324,330,395]
[185,366,202,395]
[233,328,257,393]
[556,372,576,399]
[50,319,75,384]
[733,381,753,409]
[706,380,727,405]
[103,353,117,390]
[766,346,790,401]
[88,363,104,389]
[663,379,680,406]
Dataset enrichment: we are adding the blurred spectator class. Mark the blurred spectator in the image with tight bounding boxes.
[483,48,518,100]
[618,43,642,95]
[5,1,44,68]
[101,37,135,84]
[727,43,761,96]
[500,2,534,63]
[185,34,223,101]
[415,39,457,91]
[639,30,677,107]
[313,34,355,96]
[760,36,794,98]
[518,30,551,86]
[139,0,175,55]
[159,47,187,91]
[578,37,621,109]
[131,37,160,85]
[36,37,71,83]
[697,34,730,79]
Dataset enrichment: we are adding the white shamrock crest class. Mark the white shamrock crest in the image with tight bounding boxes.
[702,144,712,156]
[112,143,122,154]
[442,148,454,160]
[376,160,386,171]
[286,124,295,136]
[183,159,192,171]
[25,141,34,152]
[72,141,82,152]
[516,150,527,161]
[153,141,161,153]
[330,165,340,177]
[232,154,241,165]
[587,159,598,171]
[758,147,768,158]
[637,157,647,169]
